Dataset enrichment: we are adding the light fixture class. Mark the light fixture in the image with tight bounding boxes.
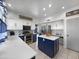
[62,6,65,9]
[49,4,52,8]
[43,8,46,11]
[7,3,12,7]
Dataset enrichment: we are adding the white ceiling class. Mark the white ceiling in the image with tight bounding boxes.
[5,0,79,19]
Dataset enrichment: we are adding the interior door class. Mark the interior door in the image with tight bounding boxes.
[67,17,79,52]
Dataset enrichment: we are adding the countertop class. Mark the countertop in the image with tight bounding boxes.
[0,36,36,59]
[38,35,59,41]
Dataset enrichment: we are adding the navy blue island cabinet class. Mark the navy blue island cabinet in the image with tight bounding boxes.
[38,35,59,58]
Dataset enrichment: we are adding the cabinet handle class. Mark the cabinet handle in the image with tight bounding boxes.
[43,39,45,41]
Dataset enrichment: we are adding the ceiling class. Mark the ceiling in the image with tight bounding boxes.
[5,0,79,19]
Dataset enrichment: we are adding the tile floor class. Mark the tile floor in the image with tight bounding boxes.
[29,43,79,59]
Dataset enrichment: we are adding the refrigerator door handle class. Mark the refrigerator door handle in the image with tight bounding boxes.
[67,34,69,37]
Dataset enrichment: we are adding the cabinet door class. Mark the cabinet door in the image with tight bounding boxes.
[33,34,37,42]
[55,39,59,56]
[0,21,2,33]
[1,22,7,33]
[44,39,54,58]
[38,37,44,50]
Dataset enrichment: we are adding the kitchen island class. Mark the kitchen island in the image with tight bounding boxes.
[0,36,36,59]
[38,35,59,58]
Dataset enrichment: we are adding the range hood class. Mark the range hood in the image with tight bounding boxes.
[19,15,32,21]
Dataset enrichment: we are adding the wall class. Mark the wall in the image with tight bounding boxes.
[6,11,39,35]
[6,12,32,30]
[38,19,64,35]
[37,12,65,36]
[31,18,39,30]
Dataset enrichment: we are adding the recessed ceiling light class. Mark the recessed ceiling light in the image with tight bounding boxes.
[43,8,46,11]
[62,6,65,9]
[7,3,12,7]
[49,4,52,8]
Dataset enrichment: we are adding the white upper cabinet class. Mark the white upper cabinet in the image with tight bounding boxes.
[52,20,64,30]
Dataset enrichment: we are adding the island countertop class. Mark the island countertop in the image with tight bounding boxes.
[0,36,36,59]
[38,35,59,41]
